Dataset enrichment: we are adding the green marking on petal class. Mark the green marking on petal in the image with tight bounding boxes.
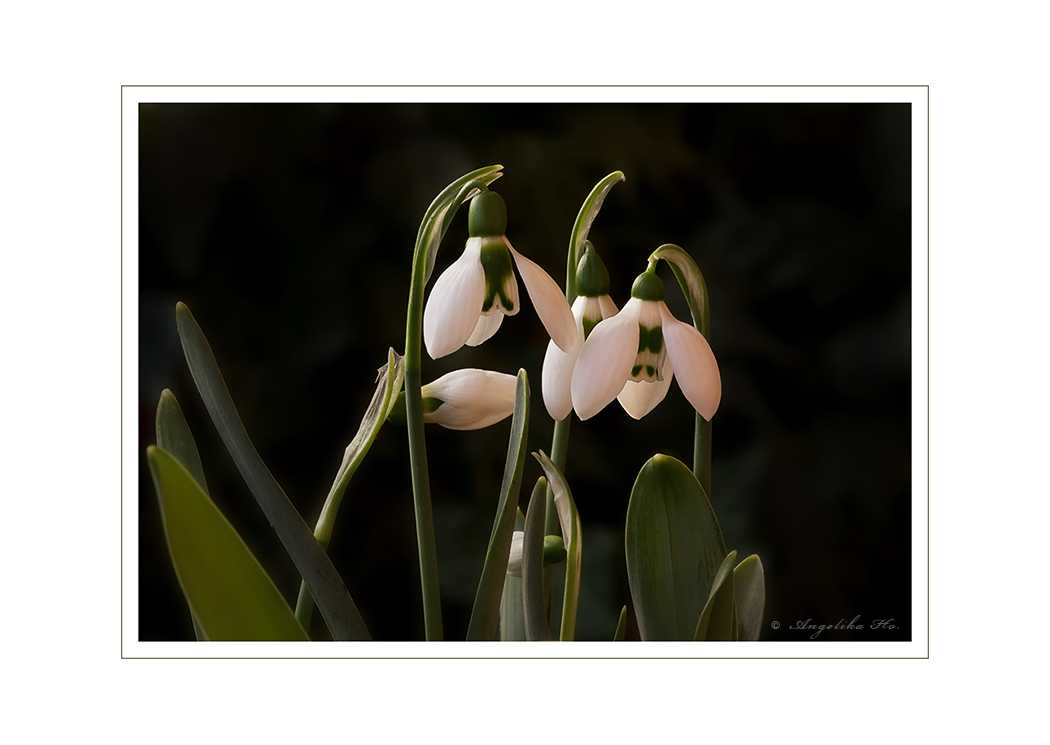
[638,324,663,353]
[632,365,643,377]
[479,239,515,313]
[648,325,663,354]
[582,316,600,339]
[422,397,444,414]
[646,365,656,377]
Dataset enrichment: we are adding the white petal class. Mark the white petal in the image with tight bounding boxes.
[465,310,504,347]
[570,299,640,420]
[423,238,485,359]
[541,296,586,420]
[423,368,517,430]
[598,294,619,320]
[617,357,674,419]
[506,240,576,353]
[506,530,524,577]
[660,303,722,421]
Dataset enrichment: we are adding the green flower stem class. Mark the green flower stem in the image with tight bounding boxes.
[405,259,444,641]
[541,172,625,625]
[397,166,504,640]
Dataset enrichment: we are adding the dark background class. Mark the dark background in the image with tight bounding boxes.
[138,102,912,642]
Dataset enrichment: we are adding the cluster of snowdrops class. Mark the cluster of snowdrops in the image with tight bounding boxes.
[146,166,765,642]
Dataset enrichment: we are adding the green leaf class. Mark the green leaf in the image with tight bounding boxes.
[175,302,370,641]
[499,509,527,641]
[613,606,629,641]
[466,369,530,641]
[522,478,550,642]
[156,389,208,495]
[417,165,504,284]
[567,171,625,301]
[694,550,737,641]
[625,454,727,640]
[155,389,209,639]
[733,554,766,641]
[533,451,583,641]
[147,447,308,641]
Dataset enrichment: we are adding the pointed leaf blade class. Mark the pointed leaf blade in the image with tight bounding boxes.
[147,447,308,641]
[733,554,766,641]
[175,302,369,640]
[466,369,530,641]
[694,550,737,641]
[522,478,550,641]
[613,606,629,641]
[156,389,208,494]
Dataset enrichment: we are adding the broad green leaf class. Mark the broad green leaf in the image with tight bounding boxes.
[466,369,530,640]
[295,348,405,630]
[613,606,628,641]
[147,447,308,641]
[533,451,583,641]
[417,165,504,284]
[522,478,550,641]
[175,302,370,641]
[567,171,625,301]
[694,550,737,641]
[625,454,727,640]
[499,509,527,641]
[733,554,766,641]
[156,389,208,494]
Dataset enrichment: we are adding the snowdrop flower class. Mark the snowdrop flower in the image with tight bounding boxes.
[423,190,576,359]
[388,369,517,430]
[542,242,618,420]
[570,266,721,421]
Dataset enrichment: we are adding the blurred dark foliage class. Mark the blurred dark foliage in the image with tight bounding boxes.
[137,102,912,642]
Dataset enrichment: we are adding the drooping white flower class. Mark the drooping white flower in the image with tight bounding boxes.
[570,267,721,421]
[419,368,517,430]
[423,190,575,359]
[541,243,618,420]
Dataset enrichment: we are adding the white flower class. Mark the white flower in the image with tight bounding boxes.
[420,369,517,430]
[541,293,618,420]
[423,190,575,359]
[506,530,524,578]
[570,269,721,421]
[541,242,618,421]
